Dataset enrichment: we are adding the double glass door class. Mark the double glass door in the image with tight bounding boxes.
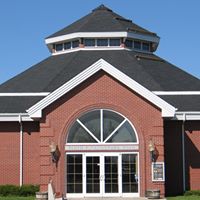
[66,153,138,197]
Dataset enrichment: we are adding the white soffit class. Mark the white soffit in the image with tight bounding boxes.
[27,59,176,118]
[0,113,34,121]
[174,112,200,120]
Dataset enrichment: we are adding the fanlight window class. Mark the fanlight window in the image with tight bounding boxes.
[67,109,137,143]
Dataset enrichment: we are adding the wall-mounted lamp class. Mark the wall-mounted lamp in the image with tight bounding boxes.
[49,142,60,164]
[148,139,157,162]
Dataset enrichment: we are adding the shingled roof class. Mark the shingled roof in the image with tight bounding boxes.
[0,5,200,115]
[47,4,157,39]
[0,50,200,93]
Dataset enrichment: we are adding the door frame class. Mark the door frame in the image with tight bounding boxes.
[66,152,140,198]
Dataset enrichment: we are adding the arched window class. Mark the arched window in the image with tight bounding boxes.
[67,109,137,143]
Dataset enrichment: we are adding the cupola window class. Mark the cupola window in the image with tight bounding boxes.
[64,42,71,50]
[110,38,120,46]
[142,42,150,51]
[84,39,95,46]
[125,39,133,48]
[72,40,79,48]
[134,41,141,49]
[97,39,108,46]
[55,43,63,51]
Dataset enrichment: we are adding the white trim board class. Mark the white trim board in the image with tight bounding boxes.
[0,113,34,121]
[154,91,200,95]
[0,93,49,96]
[45,31,160,45]
[27,59,176,118]
[174,112,200,120]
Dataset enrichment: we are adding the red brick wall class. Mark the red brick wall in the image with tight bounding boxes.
[39,71,165,197]
[185,121,200,191]
[164,121,183,196]
[164,120,200,196]
[0,122,20,184]
[0,122,40,185]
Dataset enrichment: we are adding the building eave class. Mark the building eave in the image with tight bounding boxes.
[0,113,34,122]
[174,112,200,120]
[27,58,175,119]
[45,31,160,45]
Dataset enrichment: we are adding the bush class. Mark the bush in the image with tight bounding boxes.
[184,190,200,196]
[19,185,39,196]
[0,184,39,196]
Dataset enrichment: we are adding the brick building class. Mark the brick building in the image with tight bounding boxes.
[0,5,199,198]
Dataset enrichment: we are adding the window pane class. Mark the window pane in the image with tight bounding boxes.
[66,154,82,193]
[64,42,71,49]
[110,39,120,46]
[55,43,63,51]
[97,39,108,46]
[72,40,79,48]
[84,39,95,46]
[103,110,124,141]
[67,121,97,143]
[125,39,133,48]
[134,41,141,49]
[107,121,137,143]
[122,154,138,193]
[79,110,100,141]
[142,42,150,51]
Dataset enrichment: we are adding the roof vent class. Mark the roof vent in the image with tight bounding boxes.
[92,4,113,12]
[115,17,132,23]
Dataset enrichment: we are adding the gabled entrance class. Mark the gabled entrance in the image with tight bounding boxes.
[65,109,140,198]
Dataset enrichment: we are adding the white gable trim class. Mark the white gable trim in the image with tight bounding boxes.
[27,59,176,118]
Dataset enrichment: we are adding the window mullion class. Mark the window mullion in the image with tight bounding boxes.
[77,119,100,143]
[104,119,126,143]
[100,109,103,143]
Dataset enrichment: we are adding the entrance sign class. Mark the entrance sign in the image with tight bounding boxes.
[152,162,165,181]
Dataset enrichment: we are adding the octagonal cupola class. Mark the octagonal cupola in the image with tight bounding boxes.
[45,4,160,55]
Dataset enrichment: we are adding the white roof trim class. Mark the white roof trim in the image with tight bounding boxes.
[154,91,200,95]
[0,113,34,121]
[174,112,200,120]
[45,32,159,44]
[27,59,175,118]
[0,92,49,96]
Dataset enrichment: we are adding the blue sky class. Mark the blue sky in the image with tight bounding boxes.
[0,0,200,84]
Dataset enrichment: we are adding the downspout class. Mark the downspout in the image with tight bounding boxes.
[182,113,186,192]
[19,114,23,186]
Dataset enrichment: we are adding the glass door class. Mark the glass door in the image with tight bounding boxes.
[104,156,119,194]
[66,153,139,198]
[86,156,100,195]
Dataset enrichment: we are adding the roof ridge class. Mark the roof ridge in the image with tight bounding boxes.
[92,4,113,12]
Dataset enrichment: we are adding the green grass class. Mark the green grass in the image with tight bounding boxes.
[0,197,35,200]
[167,196,200,200]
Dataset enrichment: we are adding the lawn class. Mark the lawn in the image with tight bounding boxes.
[167,196,200,200]
[0,197,35,200]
